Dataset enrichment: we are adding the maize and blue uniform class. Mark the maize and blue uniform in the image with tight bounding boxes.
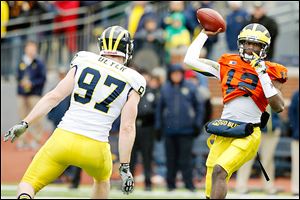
[21,51,146,193]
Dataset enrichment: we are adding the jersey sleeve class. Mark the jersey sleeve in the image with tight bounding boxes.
[70,51,98,68]
[127,69,147,97]
[184,31,221,80]
[266,62,288,83]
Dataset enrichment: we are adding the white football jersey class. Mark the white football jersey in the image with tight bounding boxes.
[58,51,146,142]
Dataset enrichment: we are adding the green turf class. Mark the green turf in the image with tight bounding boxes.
[1,184,299,199]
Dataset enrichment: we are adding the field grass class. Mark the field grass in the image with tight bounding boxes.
[1,184,299,199]
[1,184,205,199]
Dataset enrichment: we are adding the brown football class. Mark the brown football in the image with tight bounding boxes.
[196,8,226,32]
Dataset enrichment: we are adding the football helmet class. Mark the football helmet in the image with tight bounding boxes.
[98,26,134,65]
[237,23,271,62]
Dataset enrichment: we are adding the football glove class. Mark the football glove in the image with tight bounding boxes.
[4,121,28,143]
[119,163,134,195]
[250,52,267,75]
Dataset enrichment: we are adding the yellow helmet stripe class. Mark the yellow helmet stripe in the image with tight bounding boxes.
[109,26,117,50]
[102,29,108,50]
[113,30,127,51]
[239,29,271,44]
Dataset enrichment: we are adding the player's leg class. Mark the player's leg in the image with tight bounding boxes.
[210,127,261,198]
[210,164,228,198]
[73,134,112,199]
[205,135,232,198]
[17,128,70,198]
[91,179,110,199]
[205,167,213,198]
[17,182,34,199]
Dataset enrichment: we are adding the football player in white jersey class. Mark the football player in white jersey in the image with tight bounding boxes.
[4,25,146,199]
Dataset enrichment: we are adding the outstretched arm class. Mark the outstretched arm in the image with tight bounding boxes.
[4,67,76,143]
[184,28,222,80]
[118,89,140,195]
[23,67,76,125]
[118,90,140,163]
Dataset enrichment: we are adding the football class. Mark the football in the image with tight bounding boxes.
[196,8,226,32]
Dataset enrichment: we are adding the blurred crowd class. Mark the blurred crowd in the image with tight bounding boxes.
[1,1,298,195]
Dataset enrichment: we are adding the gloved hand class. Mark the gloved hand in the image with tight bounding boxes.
[119,163,134,195]
[4,121,28,143]
[250,52,267,75]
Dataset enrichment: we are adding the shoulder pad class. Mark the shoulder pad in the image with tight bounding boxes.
[70,51,99,68]
[126,68,146,97]
[218,53,239,64]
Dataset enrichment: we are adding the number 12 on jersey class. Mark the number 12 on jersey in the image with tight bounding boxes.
[74,67,126,113]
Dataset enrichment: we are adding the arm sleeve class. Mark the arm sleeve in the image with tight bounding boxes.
[184,30,221,80]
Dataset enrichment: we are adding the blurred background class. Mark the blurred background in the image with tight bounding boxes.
[1,1,299,198]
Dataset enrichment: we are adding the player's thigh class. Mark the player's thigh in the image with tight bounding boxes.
[216,127,261,177]
[74,137,113,182]
[206,135,233,168]
[21,131,69,193]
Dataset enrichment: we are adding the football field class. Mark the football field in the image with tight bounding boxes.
[1,184,298,199]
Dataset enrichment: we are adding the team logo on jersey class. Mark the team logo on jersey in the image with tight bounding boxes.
[229,60,237,65]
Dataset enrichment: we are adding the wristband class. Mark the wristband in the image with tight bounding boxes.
[258,73,278,98]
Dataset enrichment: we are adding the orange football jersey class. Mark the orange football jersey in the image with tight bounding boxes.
[218,54,288,112]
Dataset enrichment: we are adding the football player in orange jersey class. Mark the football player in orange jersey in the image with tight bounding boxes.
[184,23,287,199]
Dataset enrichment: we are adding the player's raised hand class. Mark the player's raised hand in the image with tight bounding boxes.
[202,28,223,36]
[251,52,267,75]
[119,163,134,195]
[4,121,28,143]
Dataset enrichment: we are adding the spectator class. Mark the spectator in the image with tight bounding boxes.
[53,1,80,67]
[1,1,10,79]
[164,12,191,65]
[185,69,212,181]
[150,73,167,184]
[288,89,299,196]
[225,1,250,52]
[134,14,165,65]
[235,105,282,194]
[130,69,160,191]
[249,1,279,60]
[160,1,185,29]
[124,1,155,38]
[5,1,32,78]
[1,1,9,38]
[155,64,203,192]
[16,40,47,150]
[160,1,198,35]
